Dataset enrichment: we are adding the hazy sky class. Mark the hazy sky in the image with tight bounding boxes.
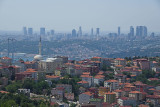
[0,0,160,32]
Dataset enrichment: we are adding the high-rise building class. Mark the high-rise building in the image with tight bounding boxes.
[91,28,93,36]
[28,28,33,35]
[40,28,45,35]
[136,26,147,37]
[51,30,55,35]
[143,26,147,36]
[23,27,27,35]
[130,26,134,37]
[118,27,120,36]
[72,29,77,37]
[96,28,100,36]
[150,32,155,37]
[78,26,82,37]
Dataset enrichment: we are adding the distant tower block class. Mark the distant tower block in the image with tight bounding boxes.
[118,27,120,36]
[23,27,27,35]
[39,36,42,55]
[91,28,93,36]
[40,27,46,35]
[96,28,100,36]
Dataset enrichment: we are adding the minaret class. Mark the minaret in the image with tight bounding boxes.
[39,36,42,55]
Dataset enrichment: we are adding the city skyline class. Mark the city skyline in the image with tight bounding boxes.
[0,0,160,32]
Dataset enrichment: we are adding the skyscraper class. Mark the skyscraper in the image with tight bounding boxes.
[40,27,45,35]
[136,26,147,37]
[72,29,77,37]
[136,26,140,36]
[130,26,134,37]
[51,30,55,35]
[118,27,120,36]
[23,27,27,35]
[91,28,93,36]
[96,28,100,36]
[28,28,33,35]
[78,26,82,37]
[143,26,147,36]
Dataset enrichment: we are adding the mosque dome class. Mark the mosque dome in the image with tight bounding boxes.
[34,55,43,60]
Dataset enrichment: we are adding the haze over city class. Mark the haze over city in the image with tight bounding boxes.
[0,0,160,32]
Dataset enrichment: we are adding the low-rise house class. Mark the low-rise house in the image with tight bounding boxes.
[114,74,126,83]
[114,58,126,66]
[148,78,159,81]
[90,98,103,107]
[133,59,150,70]
[81,75,94,87]
[118,97,137,106]
[77,80,89,88]
[46,75,60,81]
[79,92,94,104]
[129,91,142,101]
[104,92,116,104]
[79,87,86,94]
[25,68,38,80]
[98,87,110,97]
[138,104,149,107]
[0,57,12,66]
[0,77,8,87]
[146,95,160,106]
[104,79,119,91]
[88,87,99,98]
[114,89,124,98]
[24,61,38,70]
[94,75,105,85]
[134,81,147,92]
[0,91,9,94]
[18,89,30,96]
[51,87,64,101]
[64,93,74,101]
[15,72,32,80]
[56,84,72,93]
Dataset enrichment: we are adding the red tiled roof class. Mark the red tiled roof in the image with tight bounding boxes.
[24,61,36,64]
[129,91,141,94]
[92,57,101,59]
[120,97,128,100]
[114,89,123,92]
[105,79,118,83]
[82,72,90,75]
[148,78,159,81]
[146,95,160,99]
[2,57,11,59]
[81,75,92,78]
[97,71,104,75]
[105,92,116,95]
[115,58,125,61]
[82,92,94,96]
[94,75,105,79]
[46,75,60,79]
[77,81,88,84]
[138,104,149,107]
[0,91,9,94]
[56,87,65,90]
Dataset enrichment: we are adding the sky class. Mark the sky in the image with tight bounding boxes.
[0,0,160,32]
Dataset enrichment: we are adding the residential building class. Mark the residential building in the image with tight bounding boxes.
[104,92,116,104]
[79,92,94,104]
[56,84,72,93]
[118,97,136,106]
[104,79,119,91]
